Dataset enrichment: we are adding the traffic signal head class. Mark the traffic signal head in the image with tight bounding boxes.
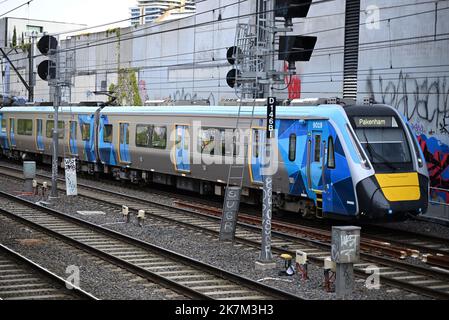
[275,0,312,27]
[226,46,243,88]
[278,35,317,62]
[37,35,58,55]
[226,69,241,88]
[37,60,56,81]
[37,35,58,81]
[226,46,242,65]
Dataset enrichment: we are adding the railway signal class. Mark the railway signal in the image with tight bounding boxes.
[36,35,58,81]
[274,0,317,72]
[225,46,242,88]
[36,34,60,199]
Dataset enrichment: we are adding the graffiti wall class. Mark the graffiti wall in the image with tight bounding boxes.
[365,69,449,202]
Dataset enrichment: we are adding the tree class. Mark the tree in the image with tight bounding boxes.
[12,26,17,47]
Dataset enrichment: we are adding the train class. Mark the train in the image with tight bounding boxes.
[0,98,429,221]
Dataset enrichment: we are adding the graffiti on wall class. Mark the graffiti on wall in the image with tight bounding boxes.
[366,69,449,202]
[284,62,301,99]
[169,88,216,105]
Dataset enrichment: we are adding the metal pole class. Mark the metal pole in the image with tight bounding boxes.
[256,0,276,269]
[50,87,59,198]
[50,40,60,199]
[28,35,35,102]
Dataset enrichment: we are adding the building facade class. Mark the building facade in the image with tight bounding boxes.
[0,17,86,48]
[130,0,196,26]
[1,0,449,202]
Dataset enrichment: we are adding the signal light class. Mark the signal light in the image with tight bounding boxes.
[275,0,312,27]
[226,46,242,65]
[226,46,242,88]
[37,35,58,81]
[278,35,317,71]
[275,0,312,18]
[226,69,241,88]
[37,60,56,81]
[37,35,58,55]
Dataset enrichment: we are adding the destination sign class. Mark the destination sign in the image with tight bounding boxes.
[354,116,398,128]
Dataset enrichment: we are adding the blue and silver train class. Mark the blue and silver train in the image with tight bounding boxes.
[0,98,429,221]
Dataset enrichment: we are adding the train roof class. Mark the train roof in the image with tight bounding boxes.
[0,104,349,119]
[0,106,101,113]
[99,105,347,118]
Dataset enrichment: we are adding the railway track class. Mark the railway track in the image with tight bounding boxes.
[0,189,299,300]
[0,164,449,299]
[0,243,96,300]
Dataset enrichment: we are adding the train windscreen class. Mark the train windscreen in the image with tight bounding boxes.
[352,116,413,172]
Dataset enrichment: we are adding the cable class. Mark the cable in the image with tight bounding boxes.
[4,1,447,67]
[0,0,33,18]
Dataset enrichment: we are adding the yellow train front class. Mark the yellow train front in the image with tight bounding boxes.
[344,104,429,221]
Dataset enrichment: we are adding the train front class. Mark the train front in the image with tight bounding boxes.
[345,105,429,220]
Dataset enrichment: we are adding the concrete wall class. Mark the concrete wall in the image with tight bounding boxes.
[2,0,449,203]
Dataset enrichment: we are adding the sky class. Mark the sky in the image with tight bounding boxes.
[0,0,137,30]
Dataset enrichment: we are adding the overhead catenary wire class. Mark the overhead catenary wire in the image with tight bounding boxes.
[4,1,449,77]
[0,0,33,18]
[2,0,449,98]
[3,0,447,67]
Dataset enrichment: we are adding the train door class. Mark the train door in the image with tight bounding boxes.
[8,118,16,148]
[69,121,78,156]
[0,114,8,150]
[119,123,131,164]
[307,121,325,215]
[98,116,117,165]
[36,119,44,151]
[175,125,190,173]
[249,128,266,184]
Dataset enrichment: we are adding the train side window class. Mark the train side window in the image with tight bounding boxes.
[81,123,91,141]
[46,120,65,139]
[17,119,33,136]
[200,128,216,155]
[314,135,321,162]
[254,130,260,158]
[152,126,166,149]
[103,124,113,143]
[289,134,296,162]
[328,137,336,169]
[136,124,152,147]
[1,119,6,133]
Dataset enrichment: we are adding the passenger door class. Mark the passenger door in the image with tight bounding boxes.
[119,123,131,164]
[8,118,16,148]
[36,119,44,151]
[68,121,78,156]
[0,114,8,150]
[307,121,325,193]
[175,125,190,173]
[249,128,266,184]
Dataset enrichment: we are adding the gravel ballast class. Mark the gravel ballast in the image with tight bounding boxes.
[0,171,433,300]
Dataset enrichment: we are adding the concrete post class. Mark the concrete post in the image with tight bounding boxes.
[331,226,361,299]
[23,161,36,193]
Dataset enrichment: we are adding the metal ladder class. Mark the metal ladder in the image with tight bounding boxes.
[220,23,261,241]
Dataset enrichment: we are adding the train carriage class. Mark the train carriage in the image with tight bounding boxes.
[0,99,429,221]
